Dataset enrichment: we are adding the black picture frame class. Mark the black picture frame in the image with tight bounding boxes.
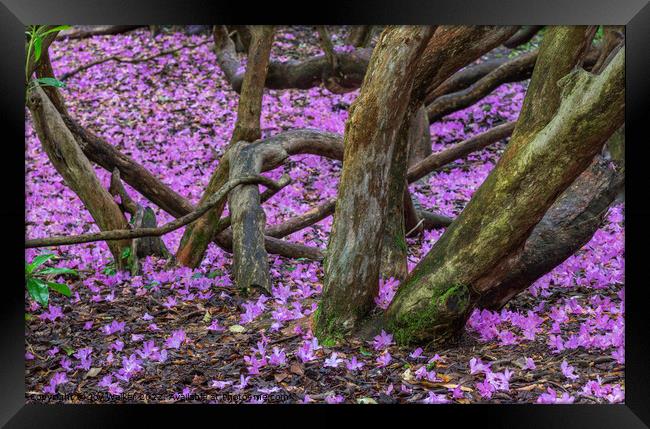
[2,0,649,426]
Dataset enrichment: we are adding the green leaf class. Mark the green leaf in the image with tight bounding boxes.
[103,266,117,276]
[47,282,71,297]
[359,347,372,357]
[27,254,56,275]
[33,37,43,62]
[26,278,49,306]
[62,345,75,356]
[206,270,222,279]
[39,267,79,277]
[34,77,65,88]
[120,247,131,260]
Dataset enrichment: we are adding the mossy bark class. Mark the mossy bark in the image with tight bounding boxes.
[476,132,624,310]
[379,118,411,282]
[315,26,436,340]
[380,104,430,281]
[176,26,275,268]
[384,33,625,345]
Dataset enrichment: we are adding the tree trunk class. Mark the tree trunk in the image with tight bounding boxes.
[347,26,374,47]
[383,29,624,345]
[176,26,275,268]
[228,141,271,293]
[477,132,624,310]
[229,25,252,52]
[379,27,518,282]
[407,105,432,166]
[213,25,372,94]
[26,87,131,267]
[315,26,436,340]
[380,103,431,280]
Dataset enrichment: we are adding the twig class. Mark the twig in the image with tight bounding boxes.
[405,218,425,237]
[59,40,211,81]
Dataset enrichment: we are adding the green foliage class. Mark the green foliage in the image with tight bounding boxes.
[206,270,223,279]
[321,337,337,347]
[24,25,70,93]
[594,26,604,42]
[25,253,77,307]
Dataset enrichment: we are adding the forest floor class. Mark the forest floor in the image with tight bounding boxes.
[25,26,624,404]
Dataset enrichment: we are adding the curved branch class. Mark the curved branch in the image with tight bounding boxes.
[503,26,544,49]
[212,25,371,93]
[25,175,288,248]
[424,57,510,105]
[407,121,516,183]
[427,51,538,123]
[266,199,337,238]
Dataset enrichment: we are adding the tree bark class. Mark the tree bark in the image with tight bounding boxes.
[229,25,252,52]
[413,26,518,104]
[228,141,272,292]
[347,26,374,47]
[26,87,131,266]
[377,26,517,284]
[503,26,544,48]
[176,25,275,268]
[592,26,625,74]
[213,25,372,94]
[109,168,169,265]
[477,131,624,310]
[315,26,436,340]
[407,105,432,166]
[426,50,539,123]
[383,28,624,345]
[474,29,626,310]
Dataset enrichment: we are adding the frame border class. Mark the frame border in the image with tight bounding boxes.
[2,0,648,426]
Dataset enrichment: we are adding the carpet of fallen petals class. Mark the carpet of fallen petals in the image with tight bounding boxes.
[25,26,624,404]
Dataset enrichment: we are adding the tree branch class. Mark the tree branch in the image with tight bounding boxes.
[25,175,288,248]
[59,40,211,81]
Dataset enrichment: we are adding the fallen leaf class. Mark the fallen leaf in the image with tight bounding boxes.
[290,363,304,376]
[84,367,102,378]
[229,325,246,333]
[274,372,290,383]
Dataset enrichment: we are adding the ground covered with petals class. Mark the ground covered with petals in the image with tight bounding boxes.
[25,27,624,404]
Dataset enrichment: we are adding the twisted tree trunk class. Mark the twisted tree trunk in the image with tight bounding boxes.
[383,28,624,345]
[477,134,624,310]
[314,26,436,340]
[378,26,518,282]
